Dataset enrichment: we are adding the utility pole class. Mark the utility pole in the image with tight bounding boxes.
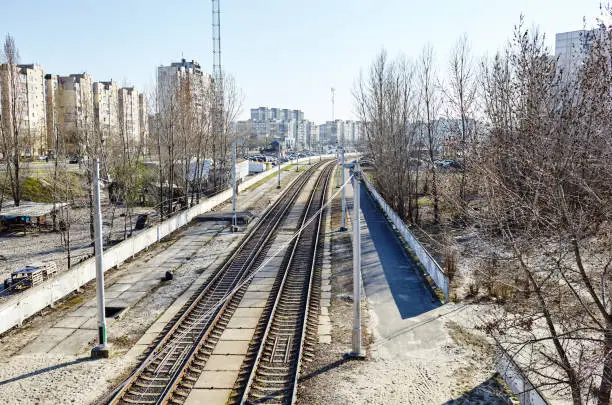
[277,144,281,189]
[232,139,244,232]
[340,146,346,231]
[332,88,341,189]
[350,161,365,358]
[91,159,109,358]
[319,130,322,162]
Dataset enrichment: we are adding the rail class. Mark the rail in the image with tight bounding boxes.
[0,156,337,336]
[106,161,328,405]
[234,162,332,404]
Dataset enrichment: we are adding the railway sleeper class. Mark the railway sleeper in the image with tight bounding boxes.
[134,380,167,389]
[121,397,157,404]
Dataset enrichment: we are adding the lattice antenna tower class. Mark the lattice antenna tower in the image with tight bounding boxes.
[212,0,223,134]
[331,87,335,121]
[331,87,336,144]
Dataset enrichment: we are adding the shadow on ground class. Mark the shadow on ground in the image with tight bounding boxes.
[360,186,441,319]
[0,357,93,386]
[441,374,514,405]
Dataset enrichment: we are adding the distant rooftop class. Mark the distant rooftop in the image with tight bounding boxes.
[0,201,68,218]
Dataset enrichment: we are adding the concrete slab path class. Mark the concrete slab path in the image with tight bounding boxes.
[343,172,456,359]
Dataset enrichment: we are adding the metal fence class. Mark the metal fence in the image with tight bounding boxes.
[496,344,549,405]
[361,174,450,299]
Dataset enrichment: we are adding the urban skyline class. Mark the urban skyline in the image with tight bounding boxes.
[0,0,604,123]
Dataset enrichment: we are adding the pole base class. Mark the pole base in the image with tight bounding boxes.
[231,225,240,233]
[277,185,281,189]
[345,350,367,360]
[91,344,111,359]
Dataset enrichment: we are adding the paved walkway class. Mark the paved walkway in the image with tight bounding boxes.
[341,171,453,358]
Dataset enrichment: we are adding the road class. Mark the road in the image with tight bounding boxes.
[0,160,82,174]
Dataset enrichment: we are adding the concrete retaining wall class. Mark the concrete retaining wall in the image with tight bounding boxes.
[0,155,337,335]
[361,173,450,299]
[497,345,549,405]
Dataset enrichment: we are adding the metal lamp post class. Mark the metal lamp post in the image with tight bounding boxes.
[340,146,346,231]
[336,144,341,188]
[350,161,365,358]
[91,159,109,359]
[277,144,281,189]
[232,139,245,231]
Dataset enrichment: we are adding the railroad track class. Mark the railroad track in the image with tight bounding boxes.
[106,161,328,405]
[229,162,333,405]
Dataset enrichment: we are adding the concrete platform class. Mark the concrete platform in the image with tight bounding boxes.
[212,340,250,355]
[184,388,233,405]
[19,219,229,356]
[193,371,237,388]
[204,354,244,371]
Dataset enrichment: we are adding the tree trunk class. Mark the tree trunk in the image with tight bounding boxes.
[597,322,612,405]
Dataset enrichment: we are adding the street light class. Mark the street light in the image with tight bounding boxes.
[277,143,282,189]
[232,139,245,231]
[340,146,346,231]
[91,159,109,359]
[350,161,365,358]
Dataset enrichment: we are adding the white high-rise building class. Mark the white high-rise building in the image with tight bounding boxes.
[0,63,47,156]
[555,28,604,77]
[57,73,95,155]
[93,80,119,145]
[157,59,210,115]
[118,87,141,150]
[249,107,305,143]
[138,93,148,153]
[45,74,59,153]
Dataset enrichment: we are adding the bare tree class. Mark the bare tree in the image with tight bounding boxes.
[476,19,612,404]
[354,50,420,222]
[417,43,441,224]
[0,34,24,206]
[444,34,478,202]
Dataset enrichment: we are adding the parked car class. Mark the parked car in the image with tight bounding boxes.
[435,160,461,169]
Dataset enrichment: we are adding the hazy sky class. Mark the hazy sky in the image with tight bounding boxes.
[1,0,605,122]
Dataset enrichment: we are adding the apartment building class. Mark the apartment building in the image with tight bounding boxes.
[0,63,47,156]
[555,28,605,78]
[92,80,119,146]
[157,58,211,115]
[249,107,306,147]
[138,93,148,154]
[57,73,94,155]
[117,87,141,151]
[44,74,58,153]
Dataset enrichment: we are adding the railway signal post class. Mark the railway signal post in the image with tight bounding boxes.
[91,159,110,359]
